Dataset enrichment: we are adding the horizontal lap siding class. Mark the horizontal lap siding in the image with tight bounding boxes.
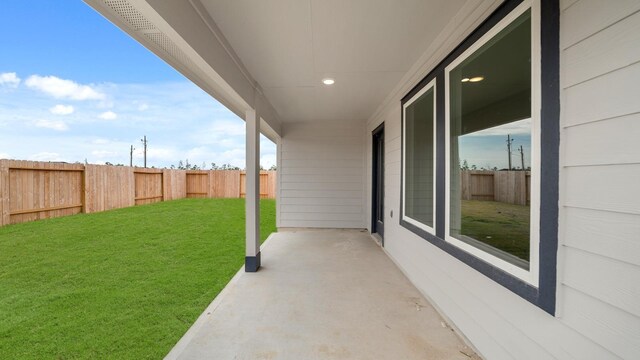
[279,121,365,228]
[364,0,640,359]
[559,1,640,358]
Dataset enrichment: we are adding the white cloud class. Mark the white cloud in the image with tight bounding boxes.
[210,120,245,136]
[0,72,20,88]
[261,153,276,169]
[138,103,149,111]
[49,104,75,115]
[34,119,69,131]
[25,75,105,100]
[98,111,117,120]
[29,152,65,162]
[91,150,118,158]
[0,79,276,169]
[191,120,246,146]
[146,147,177,161]
[0,152,10,159]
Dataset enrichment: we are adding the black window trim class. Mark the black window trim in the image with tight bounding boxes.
[399,0,559,315]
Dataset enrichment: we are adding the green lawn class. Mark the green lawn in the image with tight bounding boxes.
[0,198,275,359]
[460,200,530,261]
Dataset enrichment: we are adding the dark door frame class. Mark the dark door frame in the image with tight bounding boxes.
[371,123,385,243]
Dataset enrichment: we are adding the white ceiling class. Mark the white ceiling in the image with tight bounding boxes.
[200,0,467,123]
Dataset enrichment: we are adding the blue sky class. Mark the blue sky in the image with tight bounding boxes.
[0,0,276,169]
[459,119,532,170]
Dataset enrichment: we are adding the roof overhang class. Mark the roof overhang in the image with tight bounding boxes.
[84,0,501,138]
[84,0,282,142]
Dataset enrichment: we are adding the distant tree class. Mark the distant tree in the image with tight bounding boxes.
[269,165,277,171]
[219,163,240,170]
[460,159,469,170]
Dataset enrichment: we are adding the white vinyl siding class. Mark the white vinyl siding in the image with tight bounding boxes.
[365,0,640,358]
[558,1,640,358]
[278,121,365,229]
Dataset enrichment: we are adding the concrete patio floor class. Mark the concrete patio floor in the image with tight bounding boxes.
[166,229,480,359]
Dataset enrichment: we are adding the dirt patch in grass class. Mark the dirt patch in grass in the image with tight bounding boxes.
[461,200,530,261]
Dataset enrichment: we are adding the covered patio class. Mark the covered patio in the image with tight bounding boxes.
[166,229,478,359]
[82,0,640,358]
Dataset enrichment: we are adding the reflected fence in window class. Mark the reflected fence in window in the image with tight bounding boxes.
[460,170,530,206]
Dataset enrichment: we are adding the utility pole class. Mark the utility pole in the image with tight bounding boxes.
[519,145,525,171]
[129,145,135,167]
[506,134,514,170]
[140,135,148,168]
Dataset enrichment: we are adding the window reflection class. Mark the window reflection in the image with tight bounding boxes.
[405,87,435,229]
[449,10,532,268]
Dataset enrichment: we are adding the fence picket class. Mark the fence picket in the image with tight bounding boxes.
[0,159,278,227]
[461,170,531,206]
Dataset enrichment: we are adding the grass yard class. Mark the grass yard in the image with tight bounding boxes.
[0,198,275,359]
[460,200,530,261]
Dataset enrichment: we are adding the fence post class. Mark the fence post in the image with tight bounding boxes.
[162,169,170,201]
[519,170,527,206]
[0,160,9,226]
[207,171,212,198]
[81,165,87,213]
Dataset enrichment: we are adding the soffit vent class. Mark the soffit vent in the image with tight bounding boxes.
[104,0,156,31]
[144,32,196,69]
[99,0,197,72]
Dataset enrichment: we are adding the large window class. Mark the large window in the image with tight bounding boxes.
[403,80,436,233]
[400,0,558,314]
[446,6,539,285]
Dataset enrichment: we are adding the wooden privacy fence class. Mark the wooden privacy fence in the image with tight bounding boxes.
[0,159,276,227]
[461,170,531,205]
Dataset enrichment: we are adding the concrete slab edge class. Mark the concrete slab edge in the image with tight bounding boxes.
[164,232,279,360]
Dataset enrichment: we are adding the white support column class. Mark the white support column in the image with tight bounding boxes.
[245,108,261,272]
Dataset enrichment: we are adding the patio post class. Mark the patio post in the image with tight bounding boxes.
[245,108,261,272]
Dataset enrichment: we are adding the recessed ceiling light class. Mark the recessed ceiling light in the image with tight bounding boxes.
[461,78,470,82]
[469,76,484,82]
[322,78,335,85]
